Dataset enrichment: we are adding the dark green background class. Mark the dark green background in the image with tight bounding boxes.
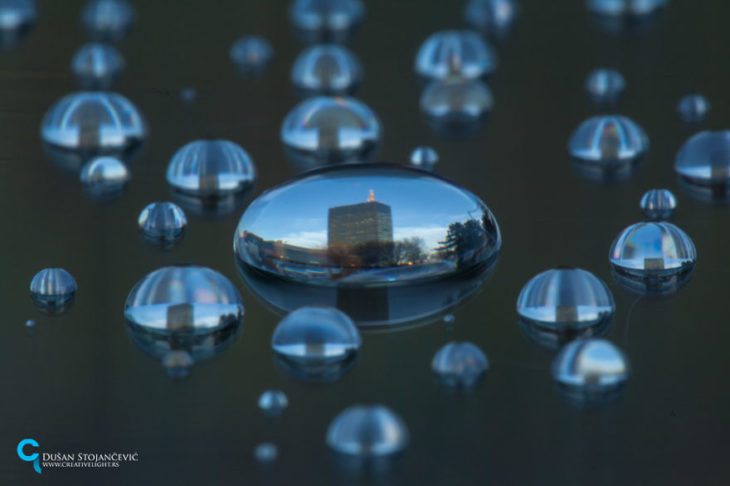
[1,0,729,484]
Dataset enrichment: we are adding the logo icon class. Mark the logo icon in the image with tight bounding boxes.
[17,439,41,474]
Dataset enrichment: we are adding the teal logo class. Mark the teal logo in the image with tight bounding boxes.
[17,439,41,474]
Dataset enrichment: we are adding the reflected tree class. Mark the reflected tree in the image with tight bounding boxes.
[436,219,486,267]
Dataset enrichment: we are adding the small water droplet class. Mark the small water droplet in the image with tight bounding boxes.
[326,405,409,457]
[677,94,709,123]
[258,390,288,416]
[289,0,364,43]
[230,36,273,74]
[162,350,194,378]
[585,68,625,104]
[137,202,187,244]
[420,77,493,136]
[409,146,439,170]
[71,42,124,89]
[569,115,648,165]
[442,314,455,324]
[415,30,497,81]
[640,188,676,219]
[464,0,519,37]
[292,44,362,97]
[29,268,77,313]
[432,341,488,387]
[25,319,36,327]
[254,442,278,463]
[79,156,129,197]
[81,0,135,42]
[179,87,197,103]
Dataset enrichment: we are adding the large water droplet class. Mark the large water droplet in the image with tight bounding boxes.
[289,0,364,43]
[431,341,488,387]
[166,139,256,197]
[71,42,124,89]
[464,0,519,37]
[254,442,278,463]
[409,146,439,170]
[258,390,289,416]
[569,115,648,165]
[272,307,361,362]
[587,0,666,16]
[639,188,676,219]
[234,164,501,287]
[280,96,381,169]
[326,405,409,457]
[79,156,129,197]
[230,36,273,74]
[292,44,362,97]
[137,202,187,245]
[29,268,77,312]
[41,92,146,155]
[420,77,493,136]
[677,94,709,124]
[415,30,497,81]
[81,0,135,42]
[585,68,625,104]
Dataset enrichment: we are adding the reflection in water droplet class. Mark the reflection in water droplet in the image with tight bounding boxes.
[409,146,439,170]
[81,0,135,41]
[420,77,493,136]
[25,319,36,327]
[640,188,676,219]
[229,36,273,74]
[254,442,278,463]
[162,350,194,378]
[234,164,501,288]
[415,30,497,81]
[569,115,648,164]
[432,341,488,388]
[258,390,288,416]
[71,43,124,89]
[30,268,77,313]
[281,97,381,169]
[41,92,146,156]
[137,202,187,245]
[326,405,409,458]
[79,156,129,198]
[552,338,630,407]
[292,44,362,97]
[677,94,709,124]
[0,0,36,47]
[289,0,364,43]
[585,68,624,104]
[464,0,519,37]
[166,139,256,197]
[587,0,666,16]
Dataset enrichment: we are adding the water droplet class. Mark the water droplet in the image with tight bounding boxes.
[254,442,278,463]
[258,390,288,416]
[675,131,730,201]
[585,68,625,104]
[137,202,187,244]
[420,77,493,136]
[587,0,666,16]
[289,0,364,43]
[609,222,696,293]
[292,44,362,97]
[569,115,648,165]
[29,268,77,312]
[166,139,256,197]
[280,96,381,169]
[0,0,36,33]
[409,146,439,170]
[71,43,124,89]
[81,0,135,42]
[234,164,501,286]
[442,314,455,324]
[415,30,497,81]
[552,338,630,407]
[230,36,273,74]
[640,188,676,219]
[124,266,244,333]
[79,156,129,197]
[464,0,519,37]
[677,94,709,124]
[25,319,36,327]
[179,88,197,103]
[432,341,488,387]
[41,92,146,155]
[326,405,409,457]
[162,350,194,378]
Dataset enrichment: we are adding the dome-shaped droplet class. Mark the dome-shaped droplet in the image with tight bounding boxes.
[291,44,362,96]
[585,68,625,103]
[79,156,129,197]
[41,92,146,154]
[464,0,519,36]
[254,443,278,463]
[675,131,730,191]
[161,350,194,378]
[272,307,361,363]
[281,96,381,169]
[431,341,488,387]
[289,0,364,43]
[327,405,409,457]
[587,0,667,16]
[234,164,501,286]
[166,139,256,197]
[639,188,676,219]
[609,222,696,280]
[81,0,135,41]
[676,94,709,124]
[71,43,124,89]
[124,266,244,333]
[415,30,497,81]
[409,146,439,170]
[0,0,36,32]
[137,202,187,244]
[517,268,615,334]
[258,390,288,416]
[229,36,273,74]
[568,115,648,165]
[29,268,77,311]
[420,77,493,136]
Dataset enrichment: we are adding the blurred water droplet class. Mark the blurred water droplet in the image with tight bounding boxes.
[162,350,194,378]
[258,390,288,416]
[292,44,362,97]
[179,87,197,103]
[0,0,36,47]
[254,442,278,463]
[137,202,187,245]
[30,268,77,313]
[587,0,666,16]
[432,341,488,388]
[569,115,648,165]
[79,156,129,198]
[677,94,709,124]
[230,36,273,74]
[71,43,124,89]
[327,405,409,457]
[639,188,676,219]
[420,77,493,136]
[464,0,519,37]
[415,30,497,81]
[289,0,364,43]
[25,319,36,327]
[585,68,625,104]
[442,314,455,324]
[409,146,439,170]
[81,0,135,42]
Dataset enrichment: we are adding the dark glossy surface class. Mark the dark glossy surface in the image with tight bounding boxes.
[3,1,730,485]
